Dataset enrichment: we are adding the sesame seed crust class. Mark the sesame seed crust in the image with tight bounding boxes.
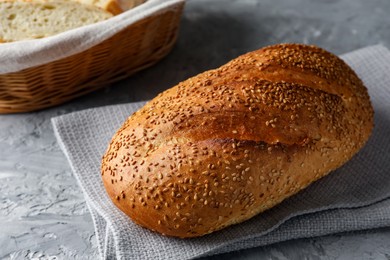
[101,43,374,238]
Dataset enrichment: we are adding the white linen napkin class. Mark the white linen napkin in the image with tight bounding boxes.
[0,0,184,74]
[52,45,390,260]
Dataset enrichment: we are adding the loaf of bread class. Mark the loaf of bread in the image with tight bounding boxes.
[101,43,374,238]
[0,1,112,42]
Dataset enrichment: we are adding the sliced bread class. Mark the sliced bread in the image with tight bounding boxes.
[20,0,146,15]
[0,1,113,42]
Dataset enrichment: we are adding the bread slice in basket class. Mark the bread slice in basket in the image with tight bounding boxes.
[0,1,113,42]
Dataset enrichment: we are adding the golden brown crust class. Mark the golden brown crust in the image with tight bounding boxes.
[104,1,123,15]
[101,43,374,238]
[104,0,145,15]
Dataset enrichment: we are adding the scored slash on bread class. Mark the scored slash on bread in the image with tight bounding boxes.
[0,0,113,42]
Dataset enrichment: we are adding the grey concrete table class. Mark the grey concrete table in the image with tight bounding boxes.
[1,0,390,259]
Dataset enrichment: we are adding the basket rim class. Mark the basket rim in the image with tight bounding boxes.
[0,0,185,75]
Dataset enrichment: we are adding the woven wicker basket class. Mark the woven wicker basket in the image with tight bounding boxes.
[0,2,184,113]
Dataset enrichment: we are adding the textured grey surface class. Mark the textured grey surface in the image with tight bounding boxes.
[1,0,390,259]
